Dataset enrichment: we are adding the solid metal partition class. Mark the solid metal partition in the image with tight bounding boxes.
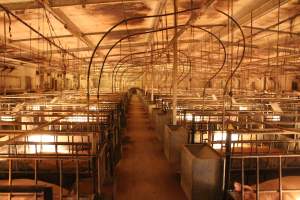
[144,91,300,200]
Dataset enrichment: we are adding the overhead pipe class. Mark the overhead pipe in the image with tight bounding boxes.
[117,65,143,91]
[115,53,189,92]
[172,0,179,125]
[95,24,189,98]
[112,49,191,92]
[128,71,146,83]
[215,8,246,200]
[0,4,80,60]
[86,6,201,99]
[217,9,245,97]
[112,48,164,92]
[197,26,227,110]
[115,56,185,92]
[98,24,228,98]
[114,55,187,92]
[111,48,164,92]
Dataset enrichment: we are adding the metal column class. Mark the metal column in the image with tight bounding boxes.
[172,0,178,125]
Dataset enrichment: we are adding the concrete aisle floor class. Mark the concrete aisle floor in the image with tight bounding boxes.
[114,95,187,200]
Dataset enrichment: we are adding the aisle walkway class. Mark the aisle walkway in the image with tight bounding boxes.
[115,95,186,200]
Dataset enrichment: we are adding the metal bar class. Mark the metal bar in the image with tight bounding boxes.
[0,0,140,10]
[279,156,282,200]
[87,6,200,99]
[232,154,300,159]
[151,49,154,101]
[59,160,63,200]
[8,159,12,200]
[0,4,81,60]
[241,158,244,200]
[256,157,260,200]
[76,160,79,200]
[243,25,300,36]
[34,160,38,200]
[172,0,178,126]
[97,156,101,196]
[11,28,153,43]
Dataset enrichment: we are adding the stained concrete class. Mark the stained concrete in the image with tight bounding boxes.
[115,95,187,200]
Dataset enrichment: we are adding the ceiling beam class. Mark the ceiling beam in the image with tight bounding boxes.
[243,25,300,37]
[166,0,215,48]
[0,35,67,67]
[10,28,152,43]
[146,0,167,48]
[36,0,107,63]
[0,0,141,11]
[42,37,262,54]
[51,8,96,48]
[210,0,289,42]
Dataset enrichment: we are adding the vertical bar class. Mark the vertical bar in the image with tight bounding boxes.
[35,160,38,200]
[55,135,58,155]
[172,0,178,126]
[222,130,232,200]
[279,156,282,200]
[3,13,6,95]
[8,159,12,200]
[241,158,244,200]
[98,156,101,196]
[76,160,79,200]
[92,133,97,154]
[256,157,260,200]
[72,136,74,157]
[60,160,63,200]
[190,115,195,144]
[151,50,154,101]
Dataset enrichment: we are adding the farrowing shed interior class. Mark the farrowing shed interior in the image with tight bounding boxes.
[0,0,300,199]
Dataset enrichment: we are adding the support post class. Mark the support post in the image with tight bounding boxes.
[151,48,154,101]
[172,0,178,125]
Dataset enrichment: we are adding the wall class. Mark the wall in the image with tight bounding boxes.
[0,65,83,94]
[0,65,36,93]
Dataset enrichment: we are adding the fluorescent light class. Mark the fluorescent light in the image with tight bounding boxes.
[212,131,239,149]
[1,116,15,122]
[89,105,97,111]
[26,135,69,154]
[266,115,280,122]
[186,113,193,121]
[32,105,40,111]
[239,106,248,111]
[65,116,96,122]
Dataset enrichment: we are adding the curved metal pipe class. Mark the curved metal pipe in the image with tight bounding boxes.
[0,4,79,59]
[114,52,189,92]
[215,9,245,200]
[95,24,187,97]
[112,48,165,92]
[194,25,227,111]
[86,6,201,98]
[101,25,226,97]
[176,51,192,86]
[117,65,142,91]
[216,9,246,96]
[112,49,191,92]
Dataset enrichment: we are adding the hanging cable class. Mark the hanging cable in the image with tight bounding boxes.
[86,6,201,99]
[216,7,245,200]
[105,24,226,98]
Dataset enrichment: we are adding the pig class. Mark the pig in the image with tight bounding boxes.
[231,176,300,200]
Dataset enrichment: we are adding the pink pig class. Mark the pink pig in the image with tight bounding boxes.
[231,176,300,200]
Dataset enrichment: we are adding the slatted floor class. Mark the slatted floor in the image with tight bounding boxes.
[114,95,186,200]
